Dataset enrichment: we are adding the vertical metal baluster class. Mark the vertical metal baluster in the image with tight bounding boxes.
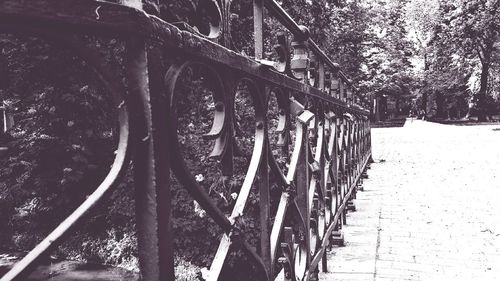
[357,120,360,191]
[350,120,354,190]
[127,37,174,281]
[151,44,175,280]
[330,115,344,247]
[259,86,272,279]
[338,79,344,101]
[343,85,348,104]
[296,110,314,278]
[324,71,331,97]
[353,120,358,201]
[120,2,174,281]
[254,0,264,59]
[348,119,354,203]
[318,60,325,92]
[358,120,362,176]
[317,114,328,273]
[331,74,339,99]
[341,118,348,225]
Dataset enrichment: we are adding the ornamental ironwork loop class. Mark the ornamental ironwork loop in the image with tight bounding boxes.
[0,1,372,281]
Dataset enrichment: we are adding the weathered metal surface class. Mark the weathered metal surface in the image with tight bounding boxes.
[0,0,373,280]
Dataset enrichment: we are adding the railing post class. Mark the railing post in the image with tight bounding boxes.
[121,2,174,280]
[330,115,344,246]
[339,80,345,102]
[291,28,310,83]
[331,74,339,100]
[259,86,272,279]
[309,53,317,87]
[254,0,264,59]
[347,89,353,105]
[324,71,331,96]
[318,60,325,92]
[295,109,315,277]
[127,37,174,281]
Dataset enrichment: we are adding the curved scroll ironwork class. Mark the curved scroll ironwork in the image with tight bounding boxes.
[165,61,270,281]
[0,31,132,281]
[165,61,233,232]
[193,0,223,39]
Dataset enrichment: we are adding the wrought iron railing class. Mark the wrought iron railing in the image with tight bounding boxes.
[0,0,372,280]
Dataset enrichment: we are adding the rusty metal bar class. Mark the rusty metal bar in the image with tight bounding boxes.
[254,0,264,60]
[127,38,175,281]
[259,122,272,278]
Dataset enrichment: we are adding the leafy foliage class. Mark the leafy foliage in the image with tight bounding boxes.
[411,0,500,119]
[0,34,137,267]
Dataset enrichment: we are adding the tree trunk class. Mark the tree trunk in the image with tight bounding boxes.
[475,38,495,122]
[476,60,490,121]
[436,92,444,118]
[421,92,427,113]
[422,53,428,114]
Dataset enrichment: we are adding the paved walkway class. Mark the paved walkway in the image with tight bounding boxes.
[320,119,500,281]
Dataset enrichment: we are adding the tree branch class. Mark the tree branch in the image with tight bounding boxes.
[476,45,484,64]
[477,39,487,54]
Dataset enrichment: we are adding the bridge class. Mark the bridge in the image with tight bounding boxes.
[2,1,499,281]
[0,1,372,281]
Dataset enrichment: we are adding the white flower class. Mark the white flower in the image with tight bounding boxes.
[193,201,206,218]
[230,192,238,200]
[195,174,204,182]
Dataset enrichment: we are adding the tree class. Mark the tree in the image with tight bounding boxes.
[357,0,418,114]
[432,0,500,120]
[461,0,500,120]
[406,0,500,120]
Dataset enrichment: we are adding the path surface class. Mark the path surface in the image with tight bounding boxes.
[320,119,500,281]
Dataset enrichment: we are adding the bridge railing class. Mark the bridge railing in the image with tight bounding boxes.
[0,1,372,280]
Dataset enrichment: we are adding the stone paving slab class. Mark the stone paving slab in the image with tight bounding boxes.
[320,120,500,281]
